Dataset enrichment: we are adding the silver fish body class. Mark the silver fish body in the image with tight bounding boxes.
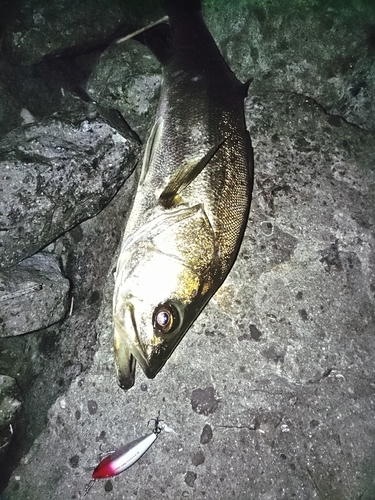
[113,1,254,389]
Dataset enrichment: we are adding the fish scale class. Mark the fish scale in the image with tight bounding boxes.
[113,0,254,389]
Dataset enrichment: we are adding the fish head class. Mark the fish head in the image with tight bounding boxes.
[113,204,217,389]
[114,254,202,385]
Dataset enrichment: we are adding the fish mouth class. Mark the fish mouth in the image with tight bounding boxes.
[117,355,136,390]
[114,298,186,387]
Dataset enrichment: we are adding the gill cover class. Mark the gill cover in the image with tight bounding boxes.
[113,203,217,389]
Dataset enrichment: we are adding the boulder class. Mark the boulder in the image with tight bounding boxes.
[0,109,140,267]
[0,252,70,337]
[0,375,21,462]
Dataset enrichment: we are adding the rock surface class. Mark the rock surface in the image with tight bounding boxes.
[3,76,375,500]
[0,109,140,267]
[207,0,375,132]
[0,375,21,463]
[0,1,375,499]
[1,0,163,65]
[86,39,162,141]
[0,175,137,494]
[0,252,71,337]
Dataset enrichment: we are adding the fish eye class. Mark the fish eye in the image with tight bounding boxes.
[153,303,179,334]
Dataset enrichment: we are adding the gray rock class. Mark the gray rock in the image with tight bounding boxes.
[0,79,22,136]
[191,450,205,466]
[1,0,163,65]
[1,1,375,500]
[0,109,140,267]
[0,58,85,136]
[0,252,70,337]
[3,82,374,500]
[205,2,375,132]
[0,375,21,462]
[184,471,197,487]
[86,39,162,141]
[200,424,213,445]
[190,387,221,416]
[0,170,137,491]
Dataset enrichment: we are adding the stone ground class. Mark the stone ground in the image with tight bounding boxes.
[1,1,375,499]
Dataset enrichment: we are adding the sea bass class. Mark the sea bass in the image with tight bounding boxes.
[113,0,254,389]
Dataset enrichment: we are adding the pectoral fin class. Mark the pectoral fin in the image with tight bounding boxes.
[159,138,227,208]
[122,204,203,252]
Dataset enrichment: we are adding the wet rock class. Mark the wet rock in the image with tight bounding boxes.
[86,39,162,141]
[0,375,21,461]
[69,454,79,468]
[191,387,221,416]
[0,110,140,267]
[87,399,98,416]
[200,424,213,445]
[207,2,375,131]
[191,450,205,466]
[0,252,70,337]
[238,323,263,341]
[200,424,213,444]
[262,344,285,364]
[184,471,197,488]
[104,481,113,492]
[1,0,163,65]
[0,79,21,136]
[240,223,298,275]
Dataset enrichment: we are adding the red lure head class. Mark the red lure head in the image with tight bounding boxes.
[92,455,116,479]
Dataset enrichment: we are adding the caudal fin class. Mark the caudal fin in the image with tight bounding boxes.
[163,0,202,15]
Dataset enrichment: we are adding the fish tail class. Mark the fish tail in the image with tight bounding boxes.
[163,0,202,15]
[135,0,203,66]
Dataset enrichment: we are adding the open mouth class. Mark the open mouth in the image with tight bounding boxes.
[126,301,166,379]
[115,298,187,384]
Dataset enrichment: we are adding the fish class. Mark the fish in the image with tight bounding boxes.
[112,0,254,389]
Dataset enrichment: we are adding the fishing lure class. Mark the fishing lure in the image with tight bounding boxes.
[85,412,163,495]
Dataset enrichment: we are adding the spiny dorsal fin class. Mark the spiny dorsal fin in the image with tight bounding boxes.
[159,138,227,209]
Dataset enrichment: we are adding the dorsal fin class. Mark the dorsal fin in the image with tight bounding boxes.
[241,78,253,98]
